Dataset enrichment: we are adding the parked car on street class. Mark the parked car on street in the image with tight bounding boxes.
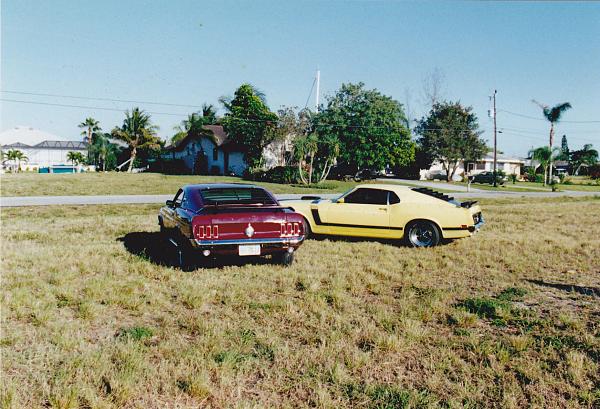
[471,171,507,185]
[284,184,483,247]
[158,184,306,268]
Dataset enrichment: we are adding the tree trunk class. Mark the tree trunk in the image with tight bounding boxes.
[548,123,554,184]
[127,147,137,173]
[543,166,547,187]
[298,158,308,185]
[308,153,314,185]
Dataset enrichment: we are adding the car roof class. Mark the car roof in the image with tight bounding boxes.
[183,183,262,191]
[355,183,414,192]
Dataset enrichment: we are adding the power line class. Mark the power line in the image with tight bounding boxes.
[0,90,203,109]
[1,97,489,132]
[0,98,188,117]
[498,108,600,124]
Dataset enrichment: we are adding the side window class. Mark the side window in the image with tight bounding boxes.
[344,188,388,205]
[389,191,400,204]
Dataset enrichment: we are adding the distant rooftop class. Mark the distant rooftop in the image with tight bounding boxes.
[0,126,84,147]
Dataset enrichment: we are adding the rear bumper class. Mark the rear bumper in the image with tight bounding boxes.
[189,236,305,254]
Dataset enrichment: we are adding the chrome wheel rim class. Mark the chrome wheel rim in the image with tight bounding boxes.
[409,222,435,247]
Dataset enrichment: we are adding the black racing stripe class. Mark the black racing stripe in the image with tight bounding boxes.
[442,226,471,231]
[310,208,403,230]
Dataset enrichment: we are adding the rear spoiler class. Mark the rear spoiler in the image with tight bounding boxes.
[200,205,288,215]
[460,200,478,209]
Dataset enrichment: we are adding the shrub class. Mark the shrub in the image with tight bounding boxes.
[509,174,517,184]
[244,166,298,184]
[263,166,298,184]
[589,164,600,179]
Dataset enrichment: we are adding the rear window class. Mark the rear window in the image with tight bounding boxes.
[199,188,276,206]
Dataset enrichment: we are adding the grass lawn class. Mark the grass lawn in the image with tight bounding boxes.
[0,172,461,197]
[1,198,599,408]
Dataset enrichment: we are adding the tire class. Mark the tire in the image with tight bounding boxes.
[303,218,312,239]
[405,220,441,248]
[273,251,295,266]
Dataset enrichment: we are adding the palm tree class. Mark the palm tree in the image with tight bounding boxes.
[78,117,101,164]
[5,149,28,172]
[171,108,219,145]
[532,101,572,181]
[66,151,85,172]
[529,146,560,186]
[112,107,161,172]
[90,133,119,172]
[201,103,217,125]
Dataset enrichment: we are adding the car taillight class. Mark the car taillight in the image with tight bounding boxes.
[281,222,301,237]
[194,224,218,239]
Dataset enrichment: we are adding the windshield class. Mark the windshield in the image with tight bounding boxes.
[199,187,277,206]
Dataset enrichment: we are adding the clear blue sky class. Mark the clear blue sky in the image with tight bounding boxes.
[1,0,599,156]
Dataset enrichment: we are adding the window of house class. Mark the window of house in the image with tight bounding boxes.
[213,148,218,161]
[476,162,486,170]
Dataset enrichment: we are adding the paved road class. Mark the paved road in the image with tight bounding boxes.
[381,178,481,192]
[1,189,598,207]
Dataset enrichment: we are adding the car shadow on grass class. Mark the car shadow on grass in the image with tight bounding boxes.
[307,234,453,247]
[526,279,600,298]
[117,231,272,270]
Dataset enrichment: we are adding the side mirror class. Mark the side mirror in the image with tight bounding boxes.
[337,198,345,204]
[166,200,175,207]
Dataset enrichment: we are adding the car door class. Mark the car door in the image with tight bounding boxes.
[317,188,393,238]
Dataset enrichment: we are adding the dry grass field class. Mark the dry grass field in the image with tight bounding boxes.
[1,197,599,408]
[0,173,379,197]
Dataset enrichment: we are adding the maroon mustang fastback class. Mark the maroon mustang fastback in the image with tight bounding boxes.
[158,184,306,267]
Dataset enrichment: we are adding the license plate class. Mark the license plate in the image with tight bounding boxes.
[238,244,261,256]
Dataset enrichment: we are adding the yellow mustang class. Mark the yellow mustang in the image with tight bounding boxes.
[284,184,483,247]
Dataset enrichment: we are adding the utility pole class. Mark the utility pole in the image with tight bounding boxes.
[315,69,320,113]
[492,90,498,187]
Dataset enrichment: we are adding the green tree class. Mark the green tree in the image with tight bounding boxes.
[5,149,28,172]
[529,146,560,186]
[569,144,598,175]
[221,84,278,168]
[111,108,161,172]
[66,151,86,171]
[293,132,339,185]
[89,133,120,171]
[415,101,487,182]
[171,108,220,146]
[557,135,570,160]
[533,101,572,178]
[78,117,101,164]
[316,83,414,172]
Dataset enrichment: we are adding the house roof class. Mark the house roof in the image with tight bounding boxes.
[482,153,525,163]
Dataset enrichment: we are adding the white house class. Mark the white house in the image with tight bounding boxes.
[421,152,525,180]
[162,125,246,175]
[0,126,89,172]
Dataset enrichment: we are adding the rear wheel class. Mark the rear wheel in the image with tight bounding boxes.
[303,218,312,239]
[405,220,441,247]
[273,251,295,266]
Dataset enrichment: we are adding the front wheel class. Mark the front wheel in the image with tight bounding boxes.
[273,251,295,266]
[405,220,441,247]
